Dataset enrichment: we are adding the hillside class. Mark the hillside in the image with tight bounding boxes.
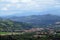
[0,19,32,32]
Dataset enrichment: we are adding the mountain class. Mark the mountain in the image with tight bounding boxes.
[0,18,33,32]
[1,14,60,30]
[5,14,60,26]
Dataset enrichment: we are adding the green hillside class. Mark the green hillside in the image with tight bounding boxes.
[0,19,32,32]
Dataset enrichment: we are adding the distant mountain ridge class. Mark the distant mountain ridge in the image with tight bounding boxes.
[5,14,60,26]
[0,14,60,30]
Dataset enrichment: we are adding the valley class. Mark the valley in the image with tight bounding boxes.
[0,14,60,40]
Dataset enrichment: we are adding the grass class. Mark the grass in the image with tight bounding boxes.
[0,32,24,36]
[0,32,10,34]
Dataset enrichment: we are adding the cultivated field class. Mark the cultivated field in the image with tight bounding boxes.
[0,32,24,36]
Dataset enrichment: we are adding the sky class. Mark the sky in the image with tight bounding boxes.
[0,0,60,16]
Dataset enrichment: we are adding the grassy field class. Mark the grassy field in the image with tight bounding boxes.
[0,32,24,36]
[0,32,10,35]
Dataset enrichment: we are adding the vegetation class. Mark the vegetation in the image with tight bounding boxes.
[0,32,10,34]
[0,14,60,40]
[0,19,32,32]
[0,32,60,40]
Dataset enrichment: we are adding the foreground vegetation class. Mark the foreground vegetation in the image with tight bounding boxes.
[0,32,60,40]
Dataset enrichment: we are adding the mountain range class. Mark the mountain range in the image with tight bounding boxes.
[4,14,60,26]
[0,14,60,31]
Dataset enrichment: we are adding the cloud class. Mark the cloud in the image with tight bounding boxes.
[0,0,60,15]
[0,0,19,3]
[8,0,19,3]
[1,7,8,10]
[0,0,56,11]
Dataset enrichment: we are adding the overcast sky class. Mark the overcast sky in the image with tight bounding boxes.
[0,0,60,16]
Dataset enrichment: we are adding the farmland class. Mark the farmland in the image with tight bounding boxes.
[0,32,24,36]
